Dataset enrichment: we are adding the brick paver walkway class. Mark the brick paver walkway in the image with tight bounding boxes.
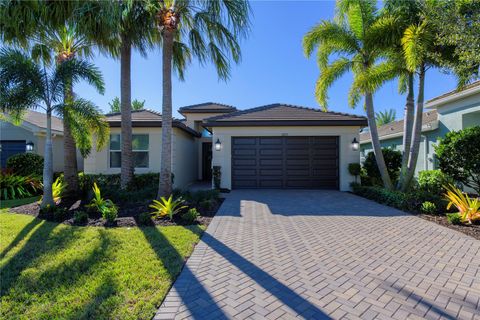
[155,190,480,320]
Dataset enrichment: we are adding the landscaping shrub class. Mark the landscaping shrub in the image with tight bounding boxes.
[102,206,118,223]
[435,126,480,194]
[348,163,361,183]
[417,170,453,195]
[39,204,67,221]
[149,195,187,220]
[0,172,42,200]
[447,213,462,225]
[421,201,437,215]
[6,153,43,176]
[181,208,199,224]
[87,182,118,223]
[212,166,221,189]
[138,212,153,225]
[363,149,402,186]
[73,211,88,224]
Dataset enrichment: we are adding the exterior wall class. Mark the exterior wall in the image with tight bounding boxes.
[35,134,65,172]
[84,127,197,189]
[211,126,361,191]
[435,92,480,135]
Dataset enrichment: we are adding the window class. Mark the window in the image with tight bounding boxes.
[110,134,149,168]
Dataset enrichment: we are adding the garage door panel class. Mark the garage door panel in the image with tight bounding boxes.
[232,136,339,189]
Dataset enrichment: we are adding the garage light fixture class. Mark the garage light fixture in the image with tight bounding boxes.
[351,138,359,151]
[215,139,222,151]
[26,141,34,152]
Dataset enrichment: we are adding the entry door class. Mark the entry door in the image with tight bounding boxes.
[231,136,339,189]
[0,140,26,168]
[202,142,213,181]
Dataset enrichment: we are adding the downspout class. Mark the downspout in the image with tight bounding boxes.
[422,135,428,171]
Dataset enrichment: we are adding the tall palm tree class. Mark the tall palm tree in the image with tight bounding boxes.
[303,0,394,189]
[0,49,105,207]
[31,24,108,196]
[375,109,396,126]
[154,0,250,197]
[76,0,156,189]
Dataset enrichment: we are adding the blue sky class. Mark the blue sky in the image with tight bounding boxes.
[76,0,458,119]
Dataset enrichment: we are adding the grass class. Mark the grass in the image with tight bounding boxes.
[0,196,40,209]
[0,212,205,319]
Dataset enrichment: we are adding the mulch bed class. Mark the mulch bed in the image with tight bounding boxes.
[8,197,224,228]
[417,213,480,240]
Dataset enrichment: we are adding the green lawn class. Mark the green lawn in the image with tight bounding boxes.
[0,196,41,209]
[0,212,204,319]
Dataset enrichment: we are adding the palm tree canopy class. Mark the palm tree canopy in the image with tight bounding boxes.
[154,0,251,80]
[375,109,396,126]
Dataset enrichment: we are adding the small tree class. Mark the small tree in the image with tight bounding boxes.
[363,149,402,186]
[435,126,480,194]
[348,163,361,184]
[108,97,145,113]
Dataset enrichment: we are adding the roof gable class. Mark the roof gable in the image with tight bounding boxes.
[204,104,367,127]
[178,102,237,114]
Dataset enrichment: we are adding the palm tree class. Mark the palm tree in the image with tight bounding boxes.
[76,0,156,189]
[303,0,394,190]
[375,109,396,126]
[154,0,250,197]
[108,97,145,113]
[31,23,108,196]
[0,48,104,207]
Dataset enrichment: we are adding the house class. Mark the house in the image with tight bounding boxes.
[84,103,367,191]
[0,110,83,171]
[359,81,480,174]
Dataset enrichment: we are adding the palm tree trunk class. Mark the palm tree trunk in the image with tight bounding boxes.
[397,73,415,190]
[120,35,134,189]
[158,30,174,198]
[365,92,393,190]
[41,108,54,207]
[402,66,426,191]
[63,85,79,196]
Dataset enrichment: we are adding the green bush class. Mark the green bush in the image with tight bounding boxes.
[102,206,118,223]
[348,163,361,183]
[447,213,462,225]
[138,212,153,225]
[73,211,88,224]
[6,153,44,176]
[421,201,437,215]
[417,170,452,195]
[363,149,402,186]
[181,208,199,224]
[435,126,480,194]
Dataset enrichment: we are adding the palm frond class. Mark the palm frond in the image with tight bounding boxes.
[315,57,352,110]
[401,21,433,72]
[375,109,396,126]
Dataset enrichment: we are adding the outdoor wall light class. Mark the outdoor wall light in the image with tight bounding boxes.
[215,139,222,151]
[351,138,359,151]
[26,141,34,152]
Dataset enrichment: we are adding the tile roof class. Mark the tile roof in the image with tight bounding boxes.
[427,80,480,104]
[19,110,63,132]
[105,109,200,137]
[203,103,367,126]
[178,102,237,114]
[359,110,438,142]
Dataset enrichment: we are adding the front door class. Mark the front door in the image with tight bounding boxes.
[202,142,213,181]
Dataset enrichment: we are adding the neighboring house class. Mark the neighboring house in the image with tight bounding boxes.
[360,81,480,174]
[84,103,367,191]
[0,110,83,172]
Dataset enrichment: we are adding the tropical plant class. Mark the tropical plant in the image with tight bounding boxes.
[435,126,480,194]
[0,48,104,207]
[51,177,67,204]
[6,153,44,177]
[420,201,436,215]
[444,184,480,224]
[108,97,145,113]
[153,0,250,197]
[303,0,394,189]
[87,182,118,222]
[149,195,187,221]
[375,109,396,126]
[31,23,109,196]
[0,172,42,200]
[181,208,199,224]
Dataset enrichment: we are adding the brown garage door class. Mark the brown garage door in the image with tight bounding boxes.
[232,136,339,189]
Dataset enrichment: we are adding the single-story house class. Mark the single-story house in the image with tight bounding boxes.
[0,110,83,171]
[360,81,480,174]
[84,103,367,191]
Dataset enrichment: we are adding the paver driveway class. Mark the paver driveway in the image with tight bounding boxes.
[155,190,480,320]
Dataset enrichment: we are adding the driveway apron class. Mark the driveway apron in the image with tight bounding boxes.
[155,190,480,320]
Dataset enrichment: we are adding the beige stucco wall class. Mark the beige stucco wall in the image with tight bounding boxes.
[84,127,197,189]
[35,134,65,172]
[211,126,361,191]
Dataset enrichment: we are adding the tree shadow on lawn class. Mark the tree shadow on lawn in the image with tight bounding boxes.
[0,217,42,260]
[0,219,83,296]
[140,225,230,319]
